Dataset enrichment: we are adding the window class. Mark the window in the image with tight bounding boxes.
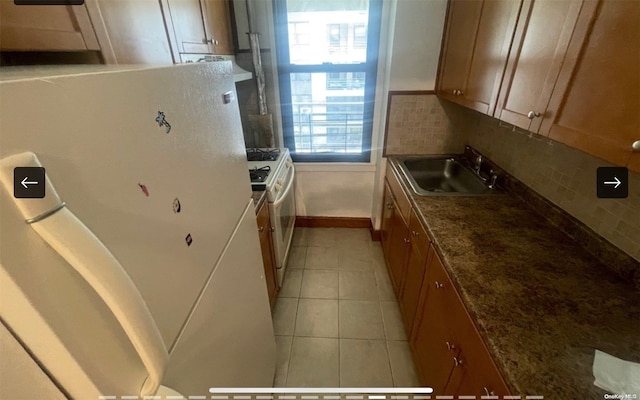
[353,24,367,48]
[274,0,382,162]
[288,22,310,45]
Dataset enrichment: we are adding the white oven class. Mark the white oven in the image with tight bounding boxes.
[247,148,296,286]
[267,155,295,285]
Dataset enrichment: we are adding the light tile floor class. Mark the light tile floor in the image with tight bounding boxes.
[272,227,421,388]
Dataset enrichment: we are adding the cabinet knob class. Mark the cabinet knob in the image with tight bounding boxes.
[445,341,456,351]
[527,111,541,119]
[386,202,393,209]
[435,281,444,289]
[202,38,213,44]
[258,226,264,232]
[270,226,275,233]
[453,356,463,367]
[483,387,495,396]
[632,140,640,152]
[403,238,410,244]
[411,230,419,237]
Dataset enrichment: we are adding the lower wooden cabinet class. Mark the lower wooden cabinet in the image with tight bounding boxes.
[382,164,510,396]
[410,244,510,396]
[256,200,278,309]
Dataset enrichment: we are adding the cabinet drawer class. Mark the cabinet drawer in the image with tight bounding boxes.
[385,164,411,224]
[408,209,429,258]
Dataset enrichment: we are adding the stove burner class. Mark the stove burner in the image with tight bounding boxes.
[249,166,271,183]
[246,148,281,162]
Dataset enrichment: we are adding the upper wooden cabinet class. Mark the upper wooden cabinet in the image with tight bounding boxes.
[163,0,234,56]
[1,0,235,63]
[439,0,640,172]
[87,0,175,64]
[495,0,585,132]
[0,2,99,51]
[437,0,522,115]
[541,0,640,172]
[202,0,234,55]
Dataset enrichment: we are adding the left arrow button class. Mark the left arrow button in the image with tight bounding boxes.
[14,167,45,198]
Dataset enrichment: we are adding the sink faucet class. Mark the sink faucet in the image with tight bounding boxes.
[474,155,483,173]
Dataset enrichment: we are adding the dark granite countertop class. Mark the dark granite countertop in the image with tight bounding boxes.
[252,190,267,212]
[387,157,640,398]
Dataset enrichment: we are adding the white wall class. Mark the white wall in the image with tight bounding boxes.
[370,0,447,228]
[238,0,447,219]
[388,0,447,91]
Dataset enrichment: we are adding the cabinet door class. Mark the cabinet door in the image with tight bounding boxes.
[202,0,234,55]
[87,0,175,64]
[438,0,521,115]
[400,246,428,334]
[166,0,211,54]
[410,249,459,392]
[0,2,99,51]
[399,210,430,334]
[257,201,278,308]
[438,0,484,101]
[495,0,585,132]
[542,0,640,172]
[445,313,511,397]
[387,201,410,296]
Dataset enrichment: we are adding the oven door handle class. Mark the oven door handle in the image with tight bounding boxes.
[272,165,295,208]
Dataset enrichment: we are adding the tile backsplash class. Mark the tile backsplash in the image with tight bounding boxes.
[384,94,466,155]
[384,93,640,267]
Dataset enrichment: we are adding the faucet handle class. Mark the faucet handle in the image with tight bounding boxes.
[488,170,499,189]
[474,155,483,170]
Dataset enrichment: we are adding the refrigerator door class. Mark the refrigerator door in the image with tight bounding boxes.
[0,322,67,400]
[0,63,252,349]
[164,200,276,394]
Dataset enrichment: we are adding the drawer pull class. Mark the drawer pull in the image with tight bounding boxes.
[258,226,264,232]
[445,341,456,351]
[435,281,444,289]
[483,387,495,396]
[403,238,410,244]
[386,203,393,209]
[411,230,419,237]
[453,356,463,367]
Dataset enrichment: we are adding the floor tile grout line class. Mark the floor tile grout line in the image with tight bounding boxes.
[285,247,305,386]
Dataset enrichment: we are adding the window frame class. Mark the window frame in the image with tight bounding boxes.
[273,0,383,163]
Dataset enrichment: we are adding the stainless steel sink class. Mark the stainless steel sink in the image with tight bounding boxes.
[396,156,494,196]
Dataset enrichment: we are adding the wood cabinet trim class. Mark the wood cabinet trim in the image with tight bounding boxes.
[159,0,181,63]
[71,4,100,50]
[84,0,116,63]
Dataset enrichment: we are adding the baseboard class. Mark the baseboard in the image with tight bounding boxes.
[295,216,371,229]
[369,220,381,242]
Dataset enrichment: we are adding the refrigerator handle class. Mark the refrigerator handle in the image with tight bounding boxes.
[0,152,168,397]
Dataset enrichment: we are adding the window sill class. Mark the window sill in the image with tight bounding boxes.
[293,162,377,173]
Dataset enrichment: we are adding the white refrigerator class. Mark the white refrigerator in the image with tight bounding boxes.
[0,63,276,398]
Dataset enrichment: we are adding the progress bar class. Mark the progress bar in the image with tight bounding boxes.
[209,389,434,394]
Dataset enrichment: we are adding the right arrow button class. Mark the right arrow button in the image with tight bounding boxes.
[597,167,628,198]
